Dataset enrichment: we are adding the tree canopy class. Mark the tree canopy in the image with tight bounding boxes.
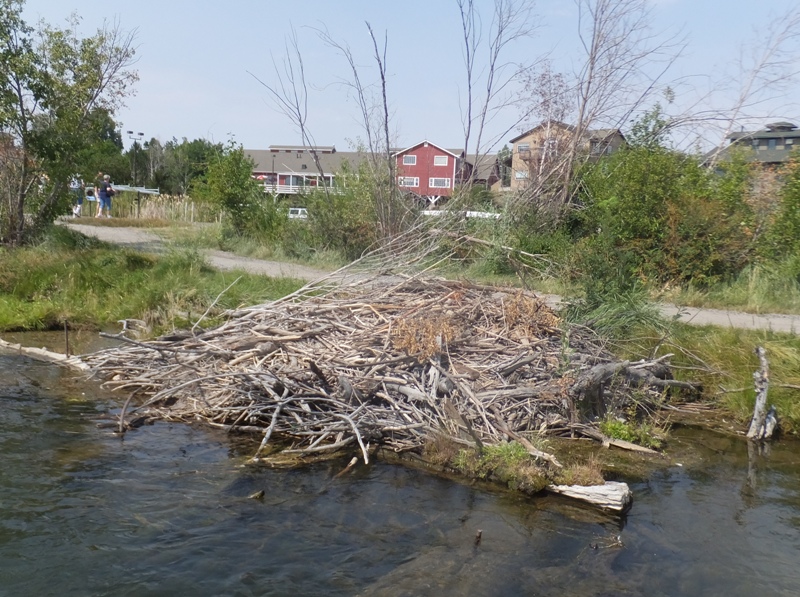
[0,0,137,244]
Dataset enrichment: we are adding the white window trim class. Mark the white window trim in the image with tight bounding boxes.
[429,177,451,189]
[433,155,448,166]
[398,176,419,187]
[402,155,417,165]
[514,170,529,179]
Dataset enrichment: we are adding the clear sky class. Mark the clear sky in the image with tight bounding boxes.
[20,0,800,152]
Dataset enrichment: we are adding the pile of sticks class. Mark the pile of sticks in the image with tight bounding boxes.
[81,274,685,464]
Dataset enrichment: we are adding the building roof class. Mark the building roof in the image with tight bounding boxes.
[727,122,800,141]
[246,147,367,175]
[509,121,624,144]
[392,140,461,158]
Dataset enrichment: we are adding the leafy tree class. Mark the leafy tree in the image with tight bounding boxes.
[0,1,137,244]
[302,160,378,261]
[194,140,281,238]
[162,137,222,195]
[765,158,800,259]
[575,113,756,288]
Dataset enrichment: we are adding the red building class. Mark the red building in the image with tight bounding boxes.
[393,141,462,205]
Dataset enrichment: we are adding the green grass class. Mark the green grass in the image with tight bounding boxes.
[0,227,304,333]
[610,320,800,434]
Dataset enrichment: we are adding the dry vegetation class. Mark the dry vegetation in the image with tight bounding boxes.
[79,258,698,472]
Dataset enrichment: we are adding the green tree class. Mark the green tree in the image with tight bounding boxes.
[765,158,800,259]
[194,141,281,238]
[0,1,137,244]
[576,131,755,288]
[162,137,222,195]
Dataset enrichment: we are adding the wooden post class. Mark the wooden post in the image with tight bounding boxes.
[64,320,70,357]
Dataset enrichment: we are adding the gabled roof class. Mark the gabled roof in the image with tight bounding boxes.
[391,140,461,158]
[510,121,575,144]
[509,121,625,144]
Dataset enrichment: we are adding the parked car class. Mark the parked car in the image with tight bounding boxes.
[288,207,308,219]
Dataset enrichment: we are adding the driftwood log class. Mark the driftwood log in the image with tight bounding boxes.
[0,338,90,371]
[548,481,633,512]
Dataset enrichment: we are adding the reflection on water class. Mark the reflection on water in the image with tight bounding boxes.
[1,352,799,596]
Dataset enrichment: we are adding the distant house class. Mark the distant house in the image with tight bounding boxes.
[246,145,365,195]
[246,142,499,203]
[393,141,463,205]
[507,121,625,191]
[715,121,800,166]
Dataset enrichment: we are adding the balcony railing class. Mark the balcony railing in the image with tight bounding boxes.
[261,183,344,195]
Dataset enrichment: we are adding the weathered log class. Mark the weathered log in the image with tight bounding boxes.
[747,346,777,440]
[0,337,90,371]
[548,481,632,512]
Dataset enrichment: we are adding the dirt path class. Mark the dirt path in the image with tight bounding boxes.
[63,221,800,334]
[64,222,331,281]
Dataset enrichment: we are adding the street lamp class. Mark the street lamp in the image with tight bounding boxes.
[127,130,144,218]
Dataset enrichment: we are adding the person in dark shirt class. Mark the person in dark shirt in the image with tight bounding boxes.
[95,174,115,218]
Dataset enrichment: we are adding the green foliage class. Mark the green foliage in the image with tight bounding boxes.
[497,145,512,187]
[599,416,663,449]
[575,136,755,289]
[627,323,800,434]
[626,104,671,150]
[159,137,223,195]
[0,1,138,245]
[301,161,379,261]
[453,441,549,492]
[565,284,665,339]
[764,158,800,259]
[193,141,282,240]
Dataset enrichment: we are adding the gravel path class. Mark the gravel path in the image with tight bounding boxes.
[63,221,800,334]
[64,221,331,281]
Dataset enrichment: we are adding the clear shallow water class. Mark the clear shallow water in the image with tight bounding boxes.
[1,351,799,596]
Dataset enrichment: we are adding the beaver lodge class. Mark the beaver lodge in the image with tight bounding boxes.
[71,230,701,511]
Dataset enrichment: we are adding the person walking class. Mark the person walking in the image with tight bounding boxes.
[70,176,84,217]
[96,174,115,218]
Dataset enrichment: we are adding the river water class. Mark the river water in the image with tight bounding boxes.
[1,343,799,596]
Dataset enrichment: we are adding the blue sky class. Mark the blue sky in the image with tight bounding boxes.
[21,0,800,152]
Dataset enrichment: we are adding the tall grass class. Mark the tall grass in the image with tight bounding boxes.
[103,193,222,222]
[663,258,800,315]
[610,320,800,434]
[0,227,303,333]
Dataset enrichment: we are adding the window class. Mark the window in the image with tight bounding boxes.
[402,155,417,165]
[398,176,419,187]
[429,177,451,188]
[769,138,777,150]
[517,143,530,153]
[434,155,448,166]
[514,170,529,179]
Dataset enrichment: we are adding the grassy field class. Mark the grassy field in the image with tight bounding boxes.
[0,226,304,334]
